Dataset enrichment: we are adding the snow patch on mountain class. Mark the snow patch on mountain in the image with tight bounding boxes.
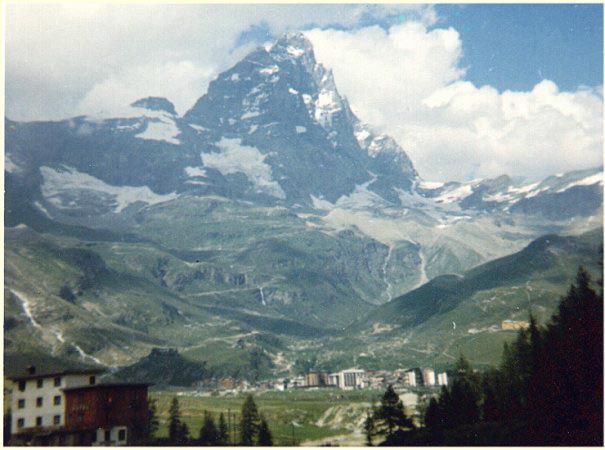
[40,166,178,213]
[483,191,516,203]
[241,110,261,120]
[286,45,306,58]
[354,129,371,146]
[259,65,280,76]
[435,215,473,229]
[189,124,208,133]
[434,184,473,204]
[418,180,445,190]
[5,154,22,173]
[314,87,342,129]
[310,195,334,211]
[184,166,207,178]
[34,201,53,219]
[135,115,181,145]
[202,138,285,199]
[332,174,390,211]
[556,172,603,192]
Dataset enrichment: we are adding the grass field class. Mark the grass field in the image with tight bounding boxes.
[151,388,385,445]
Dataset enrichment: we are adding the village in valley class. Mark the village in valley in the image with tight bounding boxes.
[5,360,449,446]
[198,366,448,394]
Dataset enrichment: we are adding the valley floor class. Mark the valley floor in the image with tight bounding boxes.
[151,388,401,446]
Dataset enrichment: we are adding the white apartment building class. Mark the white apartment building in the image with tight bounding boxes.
[329,369,365,390]
[404,370,417,387]
[422,368,436,386]
[437,372,448,386]
[10,366,103,435]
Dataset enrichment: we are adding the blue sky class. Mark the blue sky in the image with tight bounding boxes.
[435,4,603,92]
[232,4,603,93]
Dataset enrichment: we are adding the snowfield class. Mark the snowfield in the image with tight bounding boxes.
[202,138,286,199]
[135,115,181,145]
[40,166,178,213]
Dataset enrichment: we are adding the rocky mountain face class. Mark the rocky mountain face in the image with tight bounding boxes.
[4,33,603,374]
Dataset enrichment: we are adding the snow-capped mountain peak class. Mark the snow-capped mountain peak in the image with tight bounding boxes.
[269,32,316,67]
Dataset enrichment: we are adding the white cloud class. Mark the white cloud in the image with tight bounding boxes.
[305,23,603,182]
[77,61,216,118]
[5,4,602,182]
[6,4,434,121]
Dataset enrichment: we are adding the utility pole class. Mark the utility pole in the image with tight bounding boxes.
[291,422,296,446]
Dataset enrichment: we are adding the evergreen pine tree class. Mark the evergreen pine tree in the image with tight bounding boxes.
[168,397,182,444]
[257,416,273,446]
[423,397,443,429]
[364,410,375,446]
[373,385,414,440]
[180,422,190,445]
[145,398,159,444]
[528,267,603,444]
[480,368,506,423]
[437,356,481,428]
[168,397,189,445]
[217,412,229,446]
[199,410,219,445]
[240,394,260,445]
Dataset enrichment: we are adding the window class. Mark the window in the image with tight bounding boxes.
[104,429,111,442]
[118,429,127,442]
[36,397,43,407]
[89,375,96,385]
[53,395,61,405]
[54,377,61,387]
[37,379,43,388]
[17,418,24,428]
[36,417,43,427]
[17,399,25,409]
[18,381,26,392]
[53,415,61,425]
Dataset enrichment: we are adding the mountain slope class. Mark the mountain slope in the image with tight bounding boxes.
[4,31,603,376]
[325,228,603,369]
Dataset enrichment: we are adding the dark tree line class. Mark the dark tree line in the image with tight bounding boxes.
[152,394,272,446]
[198,410,229,445]
[396,267,603,446]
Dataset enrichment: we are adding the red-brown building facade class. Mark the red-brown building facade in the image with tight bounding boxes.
[63,383,150,445]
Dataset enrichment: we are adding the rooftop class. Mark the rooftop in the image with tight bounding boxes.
[62,382,152,392]
[8,367,105,382]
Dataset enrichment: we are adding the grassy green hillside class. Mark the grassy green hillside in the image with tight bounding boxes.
[318,228,603,369]
[4,205,602,378]
[4,225,330,375]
